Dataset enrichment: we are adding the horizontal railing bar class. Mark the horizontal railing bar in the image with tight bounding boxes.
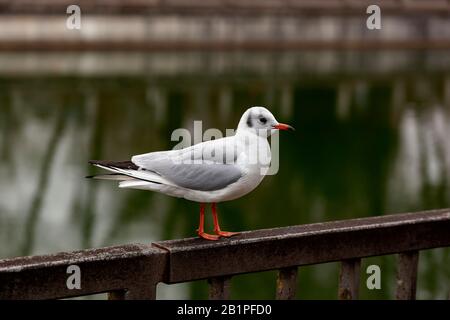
[0,244,153,272]
[155,209,450,283]
[0,244,167,300]
[157,209,450,249]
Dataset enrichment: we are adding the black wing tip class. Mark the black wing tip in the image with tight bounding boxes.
[88,160,102,165]
[88,160,139,170]
[86,173,124,179]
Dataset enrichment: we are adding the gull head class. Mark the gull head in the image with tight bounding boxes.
[237,106,294,137]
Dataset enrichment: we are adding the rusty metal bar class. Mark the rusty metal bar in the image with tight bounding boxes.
[0,244,168,300]
[208,276,231,300]
[155,209,450,283]
[276,267,298,300]
[395,251,419,300]
[338,258,361,300]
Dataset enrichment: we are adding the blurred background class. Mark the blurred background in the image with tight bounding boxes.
[0,0,450,299]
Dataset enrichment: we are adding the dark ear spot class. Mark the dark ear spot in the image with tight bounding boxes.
[246,112,253,127]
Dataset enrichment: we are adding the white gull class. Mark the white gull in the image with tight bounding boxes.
[88,106,294,240]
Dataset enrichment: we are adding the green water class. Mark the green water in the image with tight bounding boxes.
[0,50,449,299]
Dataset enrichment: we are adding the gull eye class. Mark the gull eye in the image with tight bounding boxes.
[259,117,267,124]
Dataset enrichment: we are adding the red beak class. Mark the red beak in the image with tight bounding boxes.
[273,123,295,131]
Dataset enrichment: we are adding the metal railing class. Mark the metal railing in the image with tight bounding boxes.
[1,208,449,300]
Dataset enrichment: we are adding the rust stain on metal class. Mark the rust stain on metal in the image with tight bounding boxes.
[396,251,419,300]
[338,259,361,300]
[208,276,231,300]
[276,267,298,300]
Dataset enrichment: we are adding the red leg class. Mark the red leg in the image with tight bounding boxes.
[197,203,219,241]
[212,203,240,238]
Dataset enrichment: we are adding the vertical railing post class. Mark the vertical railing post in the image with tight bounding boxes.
[338,258,361,300]
[126,284,158,300]
[396,251,419,300]
[108,290,126,300]
[208,276,231,300]
[276,267,298,300]
[124,245,168,300]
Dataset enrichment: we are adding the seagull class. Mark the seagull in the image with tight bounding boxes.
[88,106,294,240]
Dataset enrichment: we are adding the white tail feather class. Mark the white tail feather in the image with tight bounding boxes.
[119,180,154,188]
[93,163,172,186]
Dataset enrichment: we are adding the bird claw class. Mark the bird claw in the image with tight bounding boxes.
[215,231,240,238]
[197,232,220,241]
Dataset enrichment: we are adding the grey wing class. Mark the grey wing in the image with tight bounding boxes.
[147,161,242,191]
[131,138,243,191]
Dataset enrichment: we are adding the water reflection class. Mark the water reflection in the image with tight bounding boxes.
[0,50,449,299]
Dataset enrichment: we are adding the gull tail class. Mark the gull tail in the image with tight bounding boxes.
[88,160,138,170]
[87,159,167,186]
[85,173,132,181]
[87,160,137,181]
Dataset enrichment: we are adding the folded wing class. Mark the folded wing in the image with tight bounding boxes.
[91,137,243,191]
